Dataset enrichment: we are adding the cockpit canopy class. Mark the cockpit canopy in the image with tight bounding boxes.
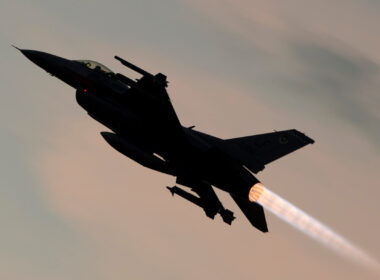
[74,60,113,73]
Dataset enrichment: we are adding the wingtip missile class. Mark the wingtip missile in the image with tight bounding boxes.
[114,55,152,77]
[114,55,169,87]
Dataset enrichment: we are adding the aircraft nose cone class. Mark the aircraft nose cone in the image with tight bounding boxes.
[19,49,42,63]
[16,47,83,89]
[18,49,55,69]
[16,47,73,78]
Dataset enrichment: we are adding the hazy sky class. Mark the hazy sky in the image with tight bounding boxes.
[1,1,379,279]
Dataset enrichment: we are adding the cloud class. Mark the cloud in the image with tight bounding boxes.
[33,59,380,279]
[183,0,380,149]
[281,41,380,148]
[5,0,380,278]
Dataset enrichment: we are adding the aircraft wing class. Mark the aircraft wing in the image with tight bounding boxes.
[132,78,186,159]
[114,56,185,157]
[225,129,314,173]
[114,55,181,133]
[134,75,184,141]
[230,194,268,232]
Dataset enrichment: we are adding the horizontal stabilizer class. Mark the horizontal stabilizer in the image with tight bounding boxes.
[230,194,268,232]
[225,129,314,173]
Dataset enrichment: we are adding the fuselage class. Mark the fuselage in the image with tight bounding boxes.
[20,49,258,199]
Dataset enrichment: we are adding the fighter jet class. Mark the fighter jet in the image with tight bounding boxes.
[18,47,314,232]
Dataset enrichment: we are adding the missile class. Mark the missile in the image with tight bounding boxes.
[101,132,173,175]
[167,186,203,207]
[167,185,219,219]
[114,55,152,77]
[114,55,168,87]
[167,185,235,224]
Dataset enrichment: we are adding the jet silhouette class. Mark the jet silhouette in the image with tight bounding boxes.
[18,48,314,232]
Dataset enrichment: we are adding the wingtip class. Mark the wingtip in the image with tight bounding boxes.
[290,130,315,145]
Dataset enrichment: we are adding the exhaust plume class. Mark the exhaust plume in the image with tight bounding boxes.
[249,183,379,272]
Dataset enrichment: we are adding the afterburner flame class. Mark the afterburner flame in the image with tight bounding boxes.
[249,183,379,272]
[248,182,265,202]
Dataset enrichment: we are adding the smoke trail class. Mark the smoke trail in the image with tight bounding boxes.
[249,183,379,272]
